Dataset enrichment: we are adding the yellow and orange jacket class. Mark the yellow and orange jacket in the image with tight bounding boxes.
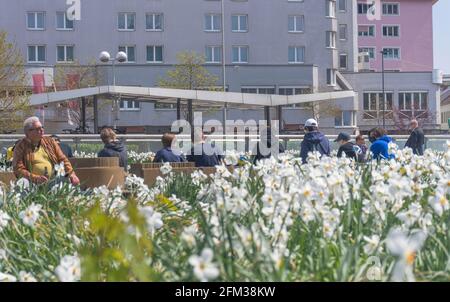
[12,136,74,182]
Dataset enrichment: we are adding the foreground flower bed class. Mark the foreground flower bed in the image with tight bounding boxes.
[0,144,449,282]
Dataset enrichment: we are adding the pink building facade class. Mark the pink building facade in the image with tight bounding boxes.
[357,0,436,72]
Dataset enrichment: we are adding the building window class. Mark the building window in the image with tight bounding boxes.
[241,87,275,94]
[146,13,163,31]
[335,111,357,127]
[288,15,304,32]
[339,53,348,69]
[339,24,347,40]
[120,100,140,111]
[279,87,309,95]
[27,12,45,30]
[399,92,428,117]
[231,15,248,32]
[326,31,336,48]
[383,48,400,60]
[118,13,135,31]
[338,0,347,11]
[28,45,46,63]
[383,3,399,15]
[279,87,311,108]
[205,14,221,32]
[326,0,336,18]
[327,69,336,86]
[358,25,375,37]
[146,46,163,63]
[118,46,136,62]
[288,46,305,64]
[359,47,375,59]
[56,12,74,30]
[358,3,375,14]
[232,46,248,63]
[206,46,222,63]
[382,25,400,37]
[57,45,74,62]
[362,92,393,120]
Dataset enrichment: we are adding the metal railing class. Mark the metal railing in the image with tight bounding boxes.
[1,134,449,154]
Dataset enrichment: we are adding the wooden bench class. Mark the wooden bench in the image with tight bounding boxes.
[69,157,125,189]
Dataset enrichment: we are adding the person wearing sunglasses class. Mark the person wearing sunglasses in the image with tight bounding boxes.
[12,116,80,185]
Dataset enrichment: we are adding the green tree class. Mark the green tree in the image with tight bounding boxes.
[0,31,31,132]
[158,51,219,90]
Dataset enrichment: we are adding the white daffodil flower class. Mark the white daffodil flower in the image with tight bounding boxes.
[0,210,11,232]
[0,272,17,282]
[428,192,449,217]
[55,254,81,282]
[139,206,163,234]
[188,248,219,282]
[19,271,37,282]
[160,162,172,175]
[54,162,66,178]
[386,229,427,282]
[19,203,42,228]
[363,235,382,255]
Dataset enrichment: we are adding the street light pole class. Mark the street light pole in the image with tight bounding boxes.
[381,49,386,129]
[99,51,127,130]
[221,0,227,136]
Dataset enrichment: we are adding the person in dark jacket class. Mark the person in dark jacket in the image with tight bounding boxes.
[50,135,73,158]
[300,119,331,164]
[154,133,185,163]
[98,127,128,171]
[335,132,357,160]
[405,119,425,155]
[187,129,223,167]
[369,127,395,160]
[355,134,368,162]
[253,127,285,163]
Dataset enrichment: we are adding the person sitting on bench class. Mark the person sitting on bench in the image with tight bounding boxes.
[153,133,186,163]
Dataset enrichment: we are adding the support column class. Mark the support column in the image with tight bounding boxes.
[223,103,228,136]
[277,105,283,132]
[187,99,193,142]
[176,98,181,121]
[93,95,98,134]
[264,106,271,127]
[81,97,86,133]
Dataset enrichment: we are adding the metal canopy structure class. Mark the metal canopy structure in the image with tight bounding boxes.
[29,85,355,134]
[30,85,355,108]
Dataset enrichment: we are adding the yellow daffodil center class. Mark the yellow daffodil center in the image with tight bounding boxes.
[405,250,416,266]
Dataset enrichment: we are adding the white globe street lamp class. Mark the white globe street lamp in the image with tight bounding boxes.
[98,51,128,86]
[99,51,128,129]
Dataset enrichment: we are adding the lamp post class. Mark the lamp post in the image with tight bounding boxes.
[380,49,388,129]
[221,0,228,136]
[99,51,128,129]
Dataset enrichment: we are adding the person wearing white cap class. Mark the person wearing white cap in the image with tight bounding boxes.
[300,118,330,164]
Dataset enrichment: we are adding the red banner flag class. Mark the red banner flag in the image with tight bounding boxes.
[32,74,46,94]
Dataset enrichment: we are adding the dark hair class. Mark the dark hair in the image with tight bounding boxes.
[161,133,176,148]
[305,126,318,132]
[370,127,387,139]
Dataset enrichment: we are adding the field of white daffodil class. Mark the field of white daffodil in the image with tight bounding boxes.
[0,142,449,282]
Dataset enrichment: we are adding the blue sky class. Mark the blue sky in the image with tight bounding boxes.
[433,1,450,73]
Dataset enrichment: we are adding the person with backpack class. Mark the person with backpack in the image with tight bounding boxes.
[369,127,395,160]
[300,119,330,164]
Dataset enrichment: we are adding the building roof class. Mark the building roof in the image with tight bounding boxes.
[29,86,355,109]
